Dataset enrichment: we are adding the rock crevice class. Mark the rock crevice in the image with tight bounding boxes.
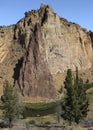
[0,4,93,100]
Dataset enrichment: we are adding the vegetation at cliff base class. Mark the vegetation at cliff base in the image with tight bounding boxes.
[1,80,21,128]
[0,69,91,129]
[61,68,89,124]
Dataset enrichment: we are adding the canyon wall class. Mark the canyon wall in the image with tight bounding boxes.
[0,4,93,100]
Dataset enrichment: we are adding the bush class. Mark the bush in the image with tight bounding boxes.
[44,121,51,125]
[29,120,36,124]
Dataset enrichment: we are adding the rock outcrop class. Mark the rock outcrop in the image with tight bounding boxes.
[0,26,14,63]
[15,24,56,98]
[14,4,93,73]
[0,4,93,101]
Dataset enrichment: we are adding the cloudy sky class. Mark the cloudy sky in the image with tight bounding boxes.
[0,0,93,31]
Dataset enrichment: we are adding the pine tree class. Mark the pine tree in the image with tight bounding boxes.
[62,69,76,124]
[62,68,89,124]
[74,68,89,123]
[1,80,20,128]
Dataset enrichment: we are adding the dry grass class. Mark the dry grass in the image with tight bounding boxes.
[73,125,87,130]
[20,95,55,103]
[52,73,66,90]
[28,113,57,124]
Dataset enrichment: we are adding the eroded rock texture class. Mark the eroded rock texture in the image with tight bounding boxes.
[0,4,93,100]
[15,24,56,98]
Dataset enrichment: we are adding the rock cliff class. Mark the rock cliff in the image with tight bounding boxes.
[0,4,93,101]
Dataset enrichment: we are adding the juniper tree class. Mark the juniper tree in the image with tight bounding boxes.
[1,80,20,128]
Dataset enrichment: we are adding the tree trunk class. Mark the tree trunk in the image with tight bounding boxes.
[9,118,12,128]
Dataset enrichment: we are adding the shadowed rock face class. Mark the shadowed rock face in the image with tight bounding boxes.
[14,4,93,73]
[15,24,56,98]
[0,4,93,100]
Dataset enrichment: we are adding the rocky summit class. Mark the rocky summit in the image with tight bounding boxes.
[0,4,93,102]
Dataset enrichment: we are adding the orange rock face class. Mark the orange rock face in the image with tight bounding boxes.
[0,4,93,100]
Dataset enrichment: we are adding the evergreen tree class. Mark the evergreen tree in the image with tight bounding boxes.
[74,78,89,123]
[62,68,89,124]
[62,69,76,124]
[1,80,20,128]
[74,68,89,123]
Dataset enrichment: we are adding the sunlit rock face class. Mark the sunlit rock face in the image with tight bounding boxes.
[0,4,93,100]
[0,26,14,63]
[14,4,93,73]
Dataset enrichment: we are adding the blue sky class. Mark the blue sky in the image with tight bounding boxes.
[0,0,93,31]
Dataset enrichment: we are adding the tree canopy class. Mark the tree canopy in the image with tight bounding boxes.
[1,80,20,128]
[62,68,89,124]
